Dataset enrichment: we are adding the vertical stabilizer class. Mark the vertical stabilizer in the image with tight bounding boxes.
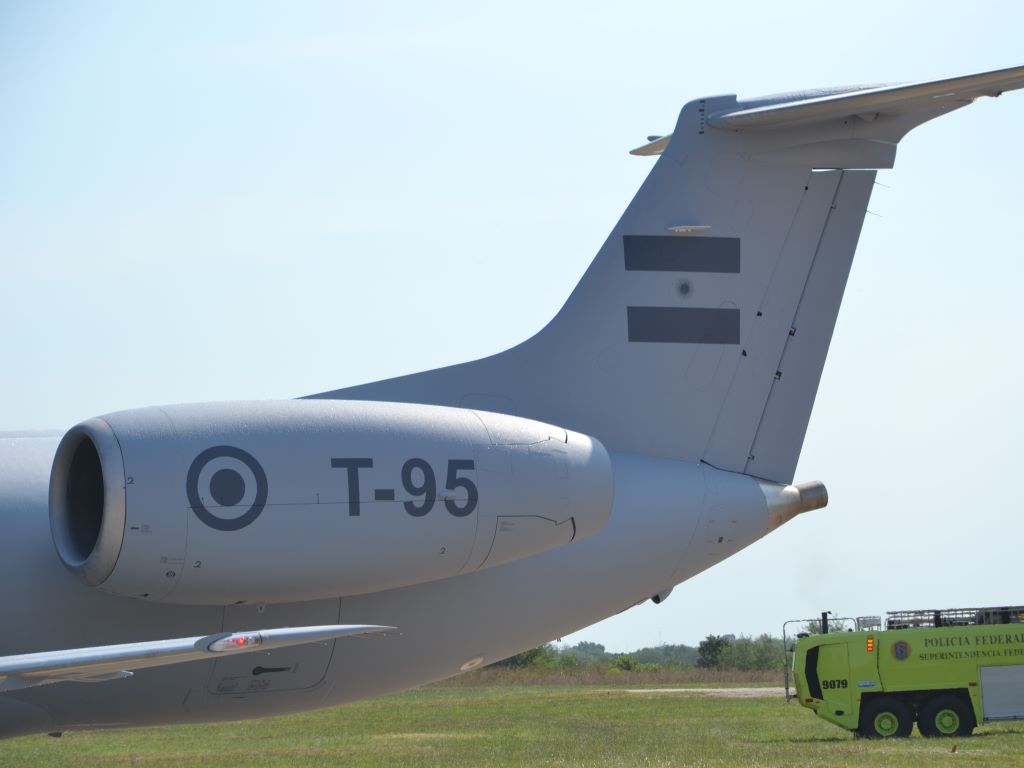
[311,67,1024,484]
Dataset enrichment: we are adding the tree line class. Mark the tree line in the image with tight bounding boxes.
[489,634,783,672]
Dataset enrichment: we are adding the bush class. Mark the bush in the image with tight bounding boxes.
[489,644,559,669]
[557,654,580,670]
[487,635,782,674]
[610,654,639,671]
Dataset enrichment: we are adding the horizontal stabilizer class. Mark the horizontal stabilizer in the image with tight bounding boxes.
[631,64,1024,155]
[712,64,1024,130]
[631,135,671,156]
[0,624,393,692]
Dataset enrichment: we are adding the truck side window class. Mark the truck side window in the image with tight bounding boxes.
[805,646,823,699]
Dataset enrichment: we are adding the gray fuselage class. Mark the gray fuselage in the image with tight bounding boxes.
[0,432,770,737]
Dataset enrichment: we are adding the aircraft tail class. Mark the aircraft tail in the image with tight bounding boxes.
[311,66,1024,484]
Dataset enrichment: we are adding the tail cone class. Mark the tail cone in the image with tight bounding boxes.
[761,480,828,532]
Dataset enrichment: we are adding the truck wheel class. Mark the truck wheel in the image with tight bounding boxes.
[919,695,974,737]
[859,697,913,738]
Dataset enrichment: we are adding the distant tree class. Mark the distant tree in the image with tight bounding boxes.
[717,634,783,671]
[489,644,558,669]
[696,635,730,669]
[490,635,781,673]
[633,644,698,668]
[720,636,753,670]
[752,634,782,671]
[560,641,609,665]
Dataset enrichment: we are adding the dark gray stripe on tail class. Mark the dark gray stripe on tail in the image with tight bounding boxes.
[627,306,740,344]
[624,235,740,273]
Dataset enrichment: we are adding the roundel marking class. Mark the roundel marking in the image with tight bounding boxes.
[186,446,268,531]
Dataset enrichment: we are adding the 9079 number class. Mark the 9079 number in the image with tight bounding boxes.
[822,679,848,690]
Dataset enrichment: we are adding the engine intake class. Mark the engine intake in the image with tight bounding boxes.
[50,419,126,587]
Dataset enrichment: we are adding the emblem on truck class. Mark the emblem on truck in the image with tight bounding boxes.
[892,641,911,661]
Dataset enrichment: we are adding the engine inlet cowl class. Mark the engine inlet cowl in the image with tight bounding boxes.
[49,419,127,586]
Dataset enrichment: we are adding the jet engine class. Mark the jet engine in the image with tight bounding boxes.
[49,400,613,605]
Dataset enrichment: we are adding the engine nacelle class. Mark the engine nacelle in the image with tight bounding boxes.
[49,400,613,605]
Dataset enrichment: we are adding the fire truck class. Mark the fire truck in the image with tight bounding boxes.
[784,607,1024,738]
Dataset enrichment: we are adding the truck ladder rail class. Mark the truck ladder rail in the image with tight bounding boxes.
[885,606,1024,630]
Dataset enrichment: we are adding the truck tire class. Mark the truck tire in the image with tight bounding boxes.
[858,697,913,738]
[918,695,974,737]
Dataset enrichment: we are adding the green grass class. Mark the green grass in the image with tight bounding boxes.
[2,685,1021,767]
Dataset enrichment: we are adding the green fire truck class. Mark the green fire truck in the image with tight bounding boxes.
[785,606,1024,738]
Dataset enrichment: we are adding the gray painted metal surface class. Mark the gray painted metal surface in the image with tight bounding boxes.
[310,96,887,484]
[49,401,612,604]
[0,625,390,692]
[1,434,776,735]
[1,67,1021,738]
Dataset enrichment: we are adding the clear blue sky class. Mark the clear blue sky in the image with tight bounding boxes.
[3,2,1022,650]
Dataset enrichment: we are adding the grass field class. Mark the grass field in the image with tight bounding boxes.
[2,683,1022,767]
